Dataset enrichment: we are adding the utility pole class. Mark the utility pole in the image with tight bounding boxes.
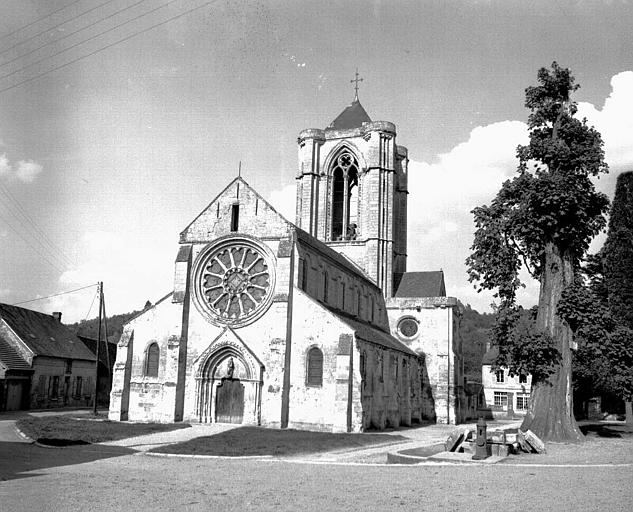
[93,282,103,415]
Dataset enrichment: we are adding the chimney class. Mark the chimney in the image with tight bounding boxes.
[52,312,62,322]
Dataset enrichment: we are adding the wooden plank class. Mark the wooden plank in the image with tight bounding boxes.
[523,429,546,453]
[517,430,531,452]
[444,429,464,452]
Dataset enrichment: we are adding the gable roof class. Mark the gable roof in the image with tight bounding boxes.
[180,176,292,240]
[78,335,118,369]
[0,335,31,371]
[328,99,372,130]
[394,271,446,298]
[0,304,95,361]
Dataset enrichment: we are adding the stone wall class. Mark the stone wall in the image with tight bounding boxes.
[386,297,464,424]
[30,356,95,409]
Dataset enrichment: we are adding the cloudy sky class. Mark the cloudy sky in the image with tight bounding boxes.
[0,0,631,323]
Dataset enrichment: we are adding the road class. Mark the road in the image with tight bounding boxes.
[1,440,631,512]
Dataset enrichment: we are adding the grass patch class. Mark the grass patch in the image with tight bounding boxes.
[16,414,191,444]
[150,426,408,456]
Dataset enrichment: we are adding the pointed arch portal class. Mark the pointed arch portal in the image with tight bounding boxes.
[195,334,263,425]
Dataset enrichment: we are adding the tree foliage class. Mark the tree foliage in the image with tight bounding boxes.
[563,172,633,406]
[466,62,609,440]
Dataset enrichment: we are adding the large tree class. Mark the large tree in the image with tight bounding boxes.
[467,63,609,442]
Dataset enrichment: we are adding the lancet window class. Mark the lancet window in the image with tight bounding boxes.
[330,151,359,241]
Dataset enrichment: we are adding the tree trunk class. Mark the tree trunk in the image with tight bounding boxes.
[521,243,584,442]
[626,401,633,425]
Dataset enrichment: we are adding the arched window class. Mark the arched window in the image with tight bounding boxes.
[330,151,359,241]
[306,347,323,387]
[145,343,159,377]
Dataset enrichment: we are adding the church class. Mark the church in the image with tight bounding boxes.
[109,92,465,432]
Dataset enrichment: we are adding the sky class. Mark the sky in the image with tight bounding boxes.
[0,0,632,323]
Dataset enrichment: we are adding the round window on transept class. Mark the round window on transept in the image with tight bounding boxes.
[193,236,276,327]
[397,317,419,339]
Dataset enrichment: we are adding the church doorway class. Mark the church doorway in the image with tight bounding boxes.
[215,378,245,423]
[196,348,262,425]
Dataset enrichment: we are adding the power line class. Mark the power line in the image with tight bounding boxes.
[0,0,86,42]
[0,180,75,269]
[1,0,117,57]
[1,0,147,69]
[0,0,188,83]
[0,209,68,275]
[82,286,99,322]
[0,0,214,94]
[12,283,98,306]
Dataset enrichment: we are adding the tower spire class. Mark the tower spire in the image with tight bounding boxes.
[350,68,363,101]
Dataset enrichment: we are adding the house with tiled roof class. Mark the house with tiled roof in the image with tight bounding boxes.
[0,303,96,411]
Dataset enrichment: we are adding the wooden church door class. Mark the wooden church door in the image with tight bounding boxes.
[215,378,245,424]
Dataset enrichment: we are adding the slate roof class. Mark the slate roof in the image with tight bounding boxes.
[78,335,117,369]
[328,99,372,130]
[317,301,418,357]
[295,228,380,292]
[340,313,418,357]
[0,304,95,361]
[0,335,31,371]
[393,271,446,298]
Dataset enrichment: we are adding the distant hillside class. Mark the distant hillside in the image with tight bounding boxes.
[65,302,151,343]
[460,305,494,383]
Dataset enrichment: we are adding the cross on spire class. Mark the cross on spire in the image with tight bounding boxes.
[350,68,363,100]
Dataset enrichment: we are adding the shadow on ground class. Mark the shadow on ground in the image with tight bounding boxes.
[580,423,633,438]
[150,426,409,456]
[0,441,135,482]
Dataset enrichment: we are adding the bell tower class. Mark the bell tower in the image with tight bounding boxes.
[295,83,408,298]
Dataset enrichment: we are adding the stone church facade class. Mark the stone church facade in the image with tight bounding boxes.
[109,97,464,431]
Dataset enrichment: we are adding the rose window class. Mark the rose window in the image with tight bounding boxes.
[194,239,275,326]
[397,317,419,339]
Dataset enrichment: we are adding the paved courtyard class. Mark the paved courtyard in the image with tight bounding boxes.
[1,410,632,511]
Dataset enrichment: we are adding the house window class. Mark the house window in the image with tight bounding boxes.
[230,204,240,232]
[519,374,527,384]
[495,370,505,383]
[323,272,329,302]
[516,394,530,410]
[75,376,83,397]
[493,391,508,408]
[306,347,323,386]
[65,359,72,374]
[145,343,160,377]
[50,376,60,398]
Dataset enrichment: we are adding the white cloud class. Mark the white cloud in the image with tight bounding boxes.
[33,231,174,324]
[0,153,11,176]
[578,71,633,170]
[406,120,539,312]
[15,160,43,182]
[0,153,43,183]
[268,184,296,222]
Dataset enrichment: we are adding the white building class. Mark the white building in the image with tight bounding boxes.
[481,347,531,417]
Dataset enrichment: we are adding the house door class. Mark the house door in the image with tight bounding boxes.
[215,378,244,424]
[6,381,25,411]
